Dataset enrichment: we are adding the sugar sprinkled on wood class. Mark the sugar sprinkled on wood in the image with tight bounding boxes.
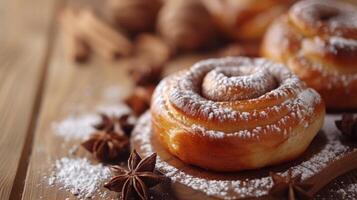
[47,157,111,199]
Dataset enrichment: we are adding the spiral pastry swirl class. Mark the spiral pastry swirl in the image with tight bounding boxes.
[262,0,357,109]
[203,0,295,41]
[151,57,325,172]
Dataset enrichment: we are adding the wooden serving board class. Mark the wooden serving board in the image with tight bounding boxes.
[132,112,357,200]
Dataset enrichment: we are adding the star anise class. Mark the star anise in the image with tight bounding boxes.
[81,130,129,162]
[335,114,357,141]
[124,86,155,116]
[94,113,135,136]
[269,169,312,200]
[104,150,166,200]
[128,61,163,87]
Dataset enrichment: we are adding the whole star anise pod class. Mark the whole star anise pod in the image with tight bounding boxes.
[124,86,155,116]
[94,113,135,136]
[269,169,312,200]
[335,114,357,141]
[81,131,129,162]
[104,150,166,200]
[128,61,163,87]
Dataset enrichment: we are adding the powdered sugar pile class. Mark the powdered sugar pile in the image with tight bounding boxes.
[336,183,357,199]
[47,157,111,199]
[133,112,356,199]
[52,114,100,141]
[52,104,131,141]
[102,85,125,103]
[48,103,132,199]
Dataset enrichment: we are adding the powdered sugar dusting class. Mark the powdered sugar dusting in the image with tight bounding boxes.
[133,113,356,199]
[336,183,357,199]
[294,55,357,92]
[329,36,357,49]
[47,157,111,199]
[152,57,322,139]
[53,104,131,141]
[290,0,357,36]
[287,0,357,94]
[102,85,125,103]
[201,66,277,101]
[52,114,100,141]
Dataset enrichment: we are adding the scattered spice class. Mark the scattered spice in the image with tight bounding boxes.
[104,150,166,200]
[335,114,357,141]
[124,86,154,116]
[269,169,312,200]
[116,114,135,136]
[128,61,163,87]
[94,113,135,136]
[82,129,130,162]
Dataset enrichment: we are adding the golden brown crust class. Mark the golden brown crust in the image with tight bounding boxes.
[151,57,325,172]
[203,0,295,41]
[262,0,357,109]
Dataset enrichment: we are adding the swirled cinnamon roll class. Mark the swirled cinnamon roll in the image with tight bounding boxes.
[202,0,295,41]
[151,57,325,172]
[262,0,357,109]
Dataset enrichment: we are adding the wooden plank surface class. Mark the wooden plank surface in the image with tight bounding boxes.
[20,28,205,198]
[0,0,59,199]
[15,0,357,199]
[20,27,131,199]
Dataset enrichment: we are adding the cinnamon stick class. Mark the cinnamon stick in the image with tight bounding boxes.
[305,150,357,196]
[77,9,133,60]
[59,8,91,63]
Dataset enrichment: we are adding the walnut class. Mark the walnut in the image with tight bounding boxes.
[157,0,215,50]
[134,34,172,67]
[107,0,162,33]
[124,86,155,116]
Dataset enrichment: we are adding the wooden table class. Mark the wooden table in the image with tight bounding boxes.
[0,0,203,199]
[1,0,356,199]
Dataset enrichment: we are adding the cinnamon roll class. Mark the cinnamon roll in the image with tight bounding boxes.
[203,0,295,41]
[151,57,325,172]
[261,0,357,109]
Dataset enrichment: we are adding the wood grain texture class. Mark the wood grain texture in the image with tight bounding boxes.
[20,25,136,199]
[18,0,207,198]
[17,0,357,199]
[20,32,206,199]
[0,0,59,199]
